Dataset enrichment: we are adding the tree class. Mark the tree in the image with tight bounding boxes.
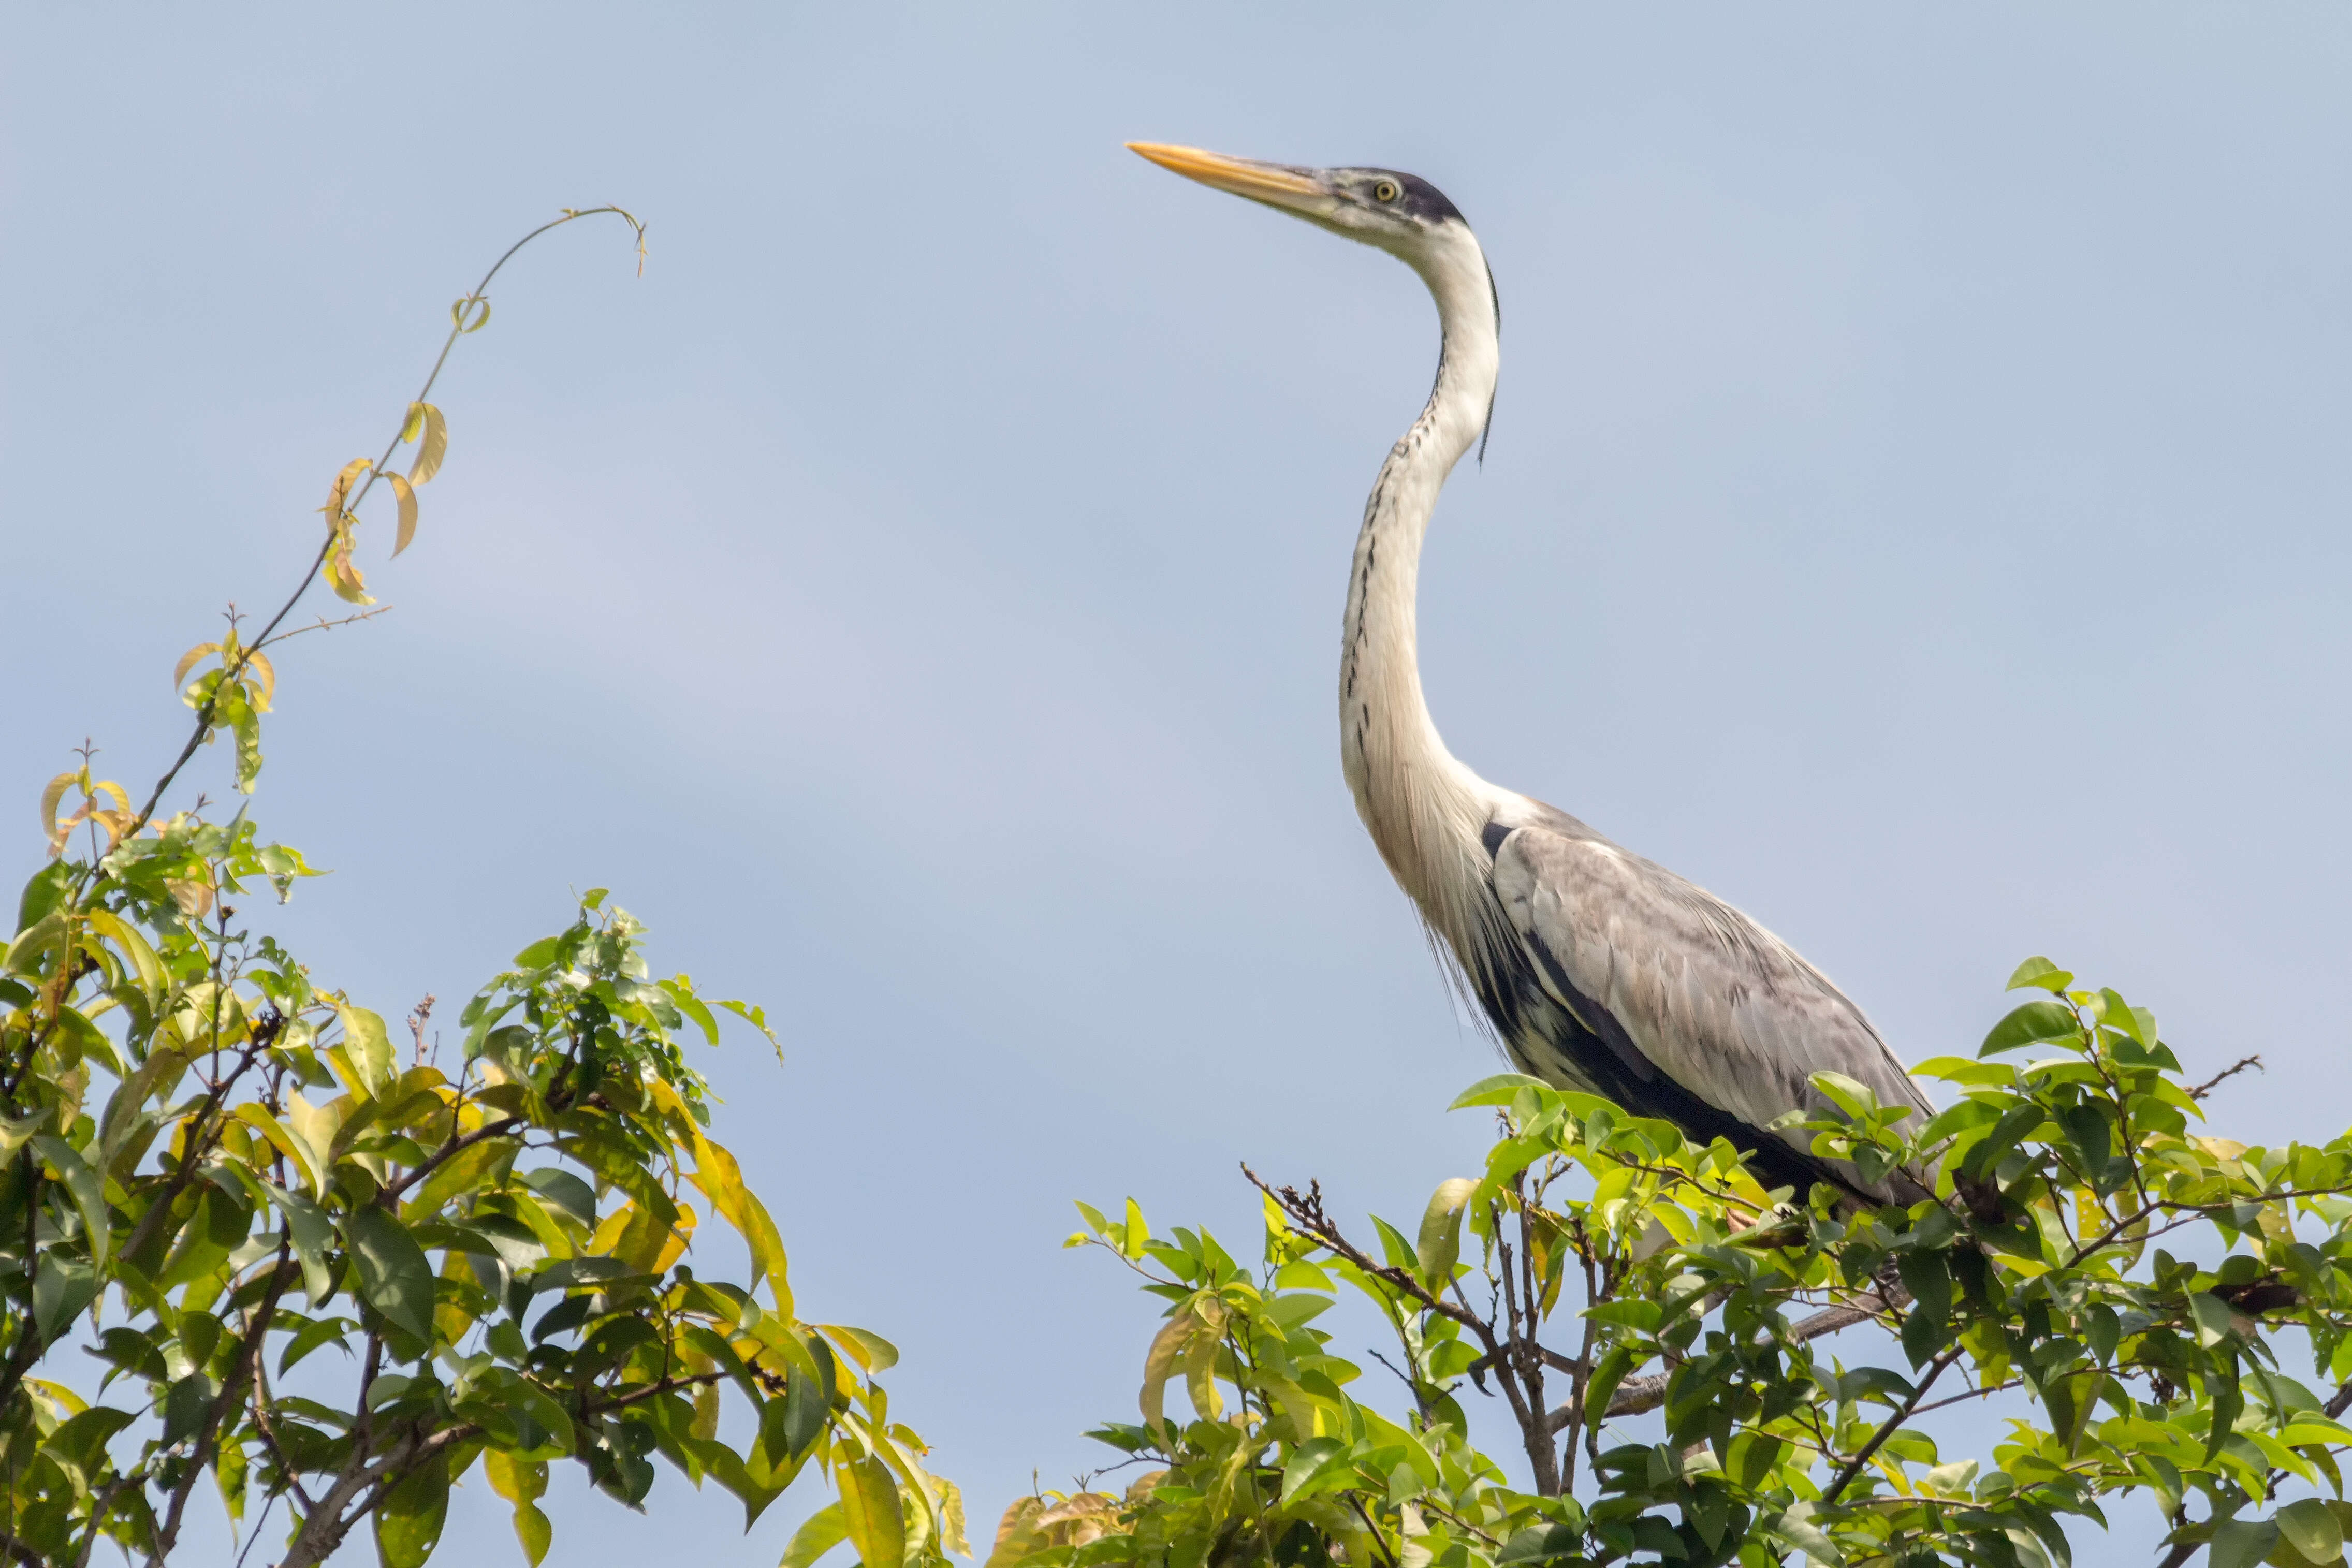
[1005,969,2352,1568]
[2,213,963,1567]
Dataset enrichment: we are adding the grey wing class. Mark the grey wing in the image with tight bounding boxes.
[1490,823,1933,1182]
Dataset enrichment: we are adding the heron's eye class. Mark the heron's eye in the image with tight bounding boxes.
[1372,180,1400,203]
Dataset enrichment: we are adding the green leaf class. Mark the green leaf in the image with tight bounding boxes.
[2209,1518,2277,1568]
[1414,1178,1476,1286]
[1812,1071,1882,1120]
[518,1167,596,1228]
[2006,957,2073,993]
[1496,1525,1583,1566]
[1980,999,2081,1057]
[374,1449,451,1568]
[1280,1436,1352,1503]
[2278,1499,2343,1565]
[2190,1292,2239,1349]
[1897,1250,1952,1367]
[31,1136,109,1269]
[264,1182,338,1306]
[834,1452,904,1568]
[33,1254,98,1344]
[2097,988,2156,1048]
[1586,1345,1637,1423]
[1449,1073,1548,1109]
[345,1207,436,1342]
[781,1501,848,1568]
[16,861,72,936]
[1772,1504,1845,1566]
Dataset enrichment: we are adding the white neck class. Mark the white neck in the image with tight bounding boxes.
[1339,224,1509,941]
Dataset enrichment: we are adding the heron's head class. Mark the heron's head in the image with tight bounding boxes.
[1126,142,1470,265]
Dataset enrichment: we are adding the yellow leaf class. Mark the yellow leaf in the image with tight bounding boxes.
[833,1452,905,1568]
[408,403,448,485]
[38,772,74,845]
[386,472,418,556]
[784,1504,850,1568]
[283,1092,344,1189]
[485,1453,551,1568]
[172,642,220,691]
[164,879,213,919]
[322,515,374,605]
[1415,1176,1477,1284]
[1138,1310,1195,1445]
[987,1498,1048,1568]
[324,456,373,514]
[1180,1319,1223,1422]
[25,1380,89,1419]
[400,402,427,444]
[233,1104,320,1195]
[330,1001,394,1095]
[816,1323,899,1373]
[82,911,163,1004]
[687,1131,791,1312]
[934,1477,971,1559]
[243,649,275,712]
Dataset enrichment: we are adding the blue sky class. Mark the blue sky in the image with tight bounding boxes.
[10,4,2352,1562]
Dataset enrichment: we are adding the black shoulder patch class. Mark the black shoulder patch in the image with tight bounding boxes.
[1480,820,1511,858]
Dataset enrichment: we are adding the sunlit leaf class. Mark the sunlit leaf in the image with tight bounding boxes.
[834,1452,904,1568]
[1414,1177,1476,1286]
[486,1452,552,1567]
[2005,956,2073,993]
[172,643,220,692]
[409,403,448,484]
[781,1501,848,1568]
[387,471,419,556]
[1980,999,2082,1057]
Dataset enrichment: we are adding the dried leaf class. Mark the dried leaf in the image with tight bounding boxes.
[408,404,447,485]
[172,643,219,691]
[324,456,372,515]
[323,515,373,606]
[243,649,275,712]
[386,471,418,556]
[39,773,74,845]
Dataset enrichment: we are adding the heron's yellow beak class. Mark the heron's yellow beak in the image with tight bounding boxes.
[1127,143,1327,205]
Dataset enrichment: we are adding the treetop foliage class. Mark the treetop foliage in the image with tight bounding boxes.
[1,211,962,1568]
[999,965,2352,1568]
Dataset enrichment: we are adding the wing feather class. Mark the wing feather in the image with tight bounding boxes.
[1490,823,1932,1182]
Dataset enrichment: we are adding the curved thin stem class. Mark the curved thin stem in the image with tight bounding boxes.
[106,206,646,857]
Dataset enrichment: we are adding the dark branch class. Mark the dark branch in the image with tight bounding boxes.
[2188,1055,2263,1101]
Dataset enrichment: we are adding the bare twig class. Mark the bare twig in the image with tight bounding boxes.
[379,1115,524,1206]
[2187,1055,2263,1101]
[407,993,435,1067]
